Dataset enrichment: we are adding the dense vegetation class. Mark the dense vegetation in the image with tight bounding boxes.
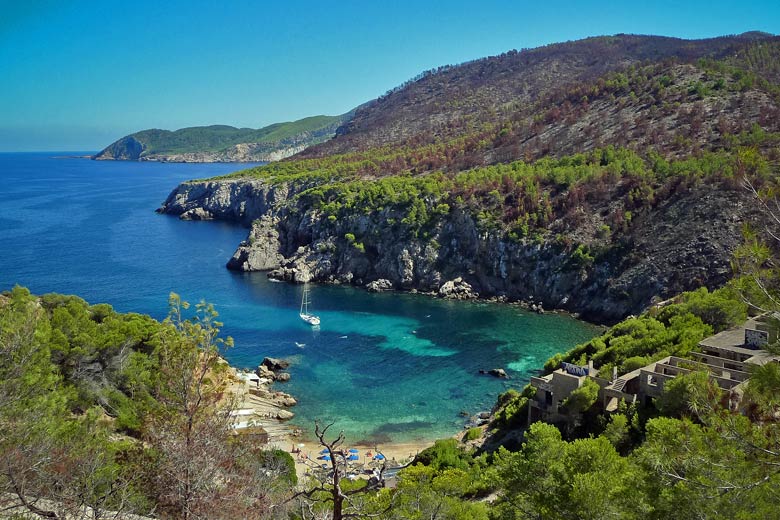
[217,141,775,264]
[0,288,295,519]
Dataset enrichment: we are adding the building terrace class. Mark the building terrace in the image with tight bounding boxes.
[528,315,780,421]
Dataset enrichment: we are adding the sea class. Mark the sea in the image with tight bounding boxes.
[0,152,600,444]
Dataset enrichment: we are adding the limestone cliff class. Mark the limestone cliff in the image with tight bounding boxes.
[157,177,759,324]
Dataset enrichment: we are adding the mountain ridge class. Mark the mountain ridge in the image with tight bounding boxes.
[93,112,355,163]
[303,32,780,160]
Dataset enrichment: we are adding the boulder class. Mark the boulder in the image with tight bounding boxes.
[180,207,214,221]
[438,277,478,300]
[276,372,291,382]
[256,365,276,380]
[366,279,394,292]
[276,394,297,407]
[262,357,290,371]
[488,368,508,378]
[276,409,295,421]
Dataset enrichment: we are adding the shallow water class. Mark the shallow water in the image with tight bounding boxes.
[0,153,600,443]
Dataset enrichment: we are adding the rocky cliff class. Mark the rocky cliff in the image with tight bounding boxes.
[158,173,761,324]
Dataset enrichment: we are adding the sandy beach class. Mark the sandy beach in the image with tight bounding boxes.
[287,440,435,482]
[228,365,437,481]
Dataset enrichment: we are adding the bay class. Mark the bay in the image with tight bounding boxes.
[0,152,600,443]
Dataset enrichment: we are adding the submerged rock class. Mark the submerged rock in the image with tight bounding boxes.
[488,368,508,378]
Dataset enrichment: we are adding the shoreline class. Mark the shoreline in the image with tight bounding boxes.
[264,269,607,328]
[226,364,440,480]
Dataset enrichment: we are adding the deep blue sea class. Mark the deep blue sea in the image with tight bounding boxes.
[0,152,600,443]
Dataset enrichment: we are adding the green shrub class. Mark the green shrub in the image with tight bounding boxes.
[562,378,600,414]
[415,439,472,471]
[655,370,713,417]
[463,427,482,442]
[570,244,594,269]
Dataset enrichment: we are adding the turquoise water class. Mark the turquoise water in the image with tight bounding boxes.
[0,153,600,443]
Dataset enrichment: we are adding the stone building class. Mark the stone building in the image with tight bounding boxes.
[528,315,780,421]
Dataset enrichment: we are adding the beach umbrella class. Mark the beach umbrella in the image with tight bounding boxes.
[320,455,331,461]
[347,454,359,461]
[297,443,305,448]
[373,454,385,460]
[319,448,330,454]
[348,448,359,453]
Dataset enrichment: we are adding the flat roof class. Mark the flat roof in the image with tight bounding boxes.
[746,351,780,366]
[699,317,763,351]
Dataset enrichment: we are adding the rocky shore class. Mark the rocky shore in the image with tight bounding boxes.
[229,356,302,445]
[158,176,759,324]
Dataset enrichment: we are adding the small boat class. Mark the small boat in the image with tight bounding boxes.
[300,283,320,326]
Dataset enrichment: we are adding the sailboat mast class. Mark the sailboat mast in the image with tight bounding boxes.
[301,284,309,315]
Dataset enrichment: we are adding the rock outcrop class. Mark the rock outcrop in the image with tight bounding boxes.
[438,278,478,300]
[366,279,394,292]
[228,216,285,271]
[157,179,290,226]
[261,357,290,372]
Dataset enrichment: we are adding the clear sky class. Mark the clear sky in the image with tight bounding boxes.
[1,0,779,151]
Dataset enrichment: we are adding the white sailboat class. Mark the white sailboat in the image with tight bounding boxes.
[299,283,320,326]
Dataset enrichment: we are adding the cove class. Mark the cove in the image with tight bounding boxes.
[0,153,601,443]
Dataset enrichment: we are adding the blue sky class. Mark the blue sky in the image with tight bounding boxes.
[1,0,778,151]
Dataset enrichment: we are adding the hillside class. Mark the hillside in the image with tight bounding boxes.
[158,33,780,323]
[93,112,354,162]
[303,32,778,160]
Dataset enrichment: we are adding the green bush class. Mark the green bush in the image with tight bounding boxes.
[655,370,713,417]
[415,439,472,471]
[463,427,482,442]
[562,378,600,414]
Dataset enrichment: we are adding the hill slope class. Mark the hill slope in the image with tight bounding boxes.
[93,113,354,162]
[303,32,777,160]
[158,33,780,323]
